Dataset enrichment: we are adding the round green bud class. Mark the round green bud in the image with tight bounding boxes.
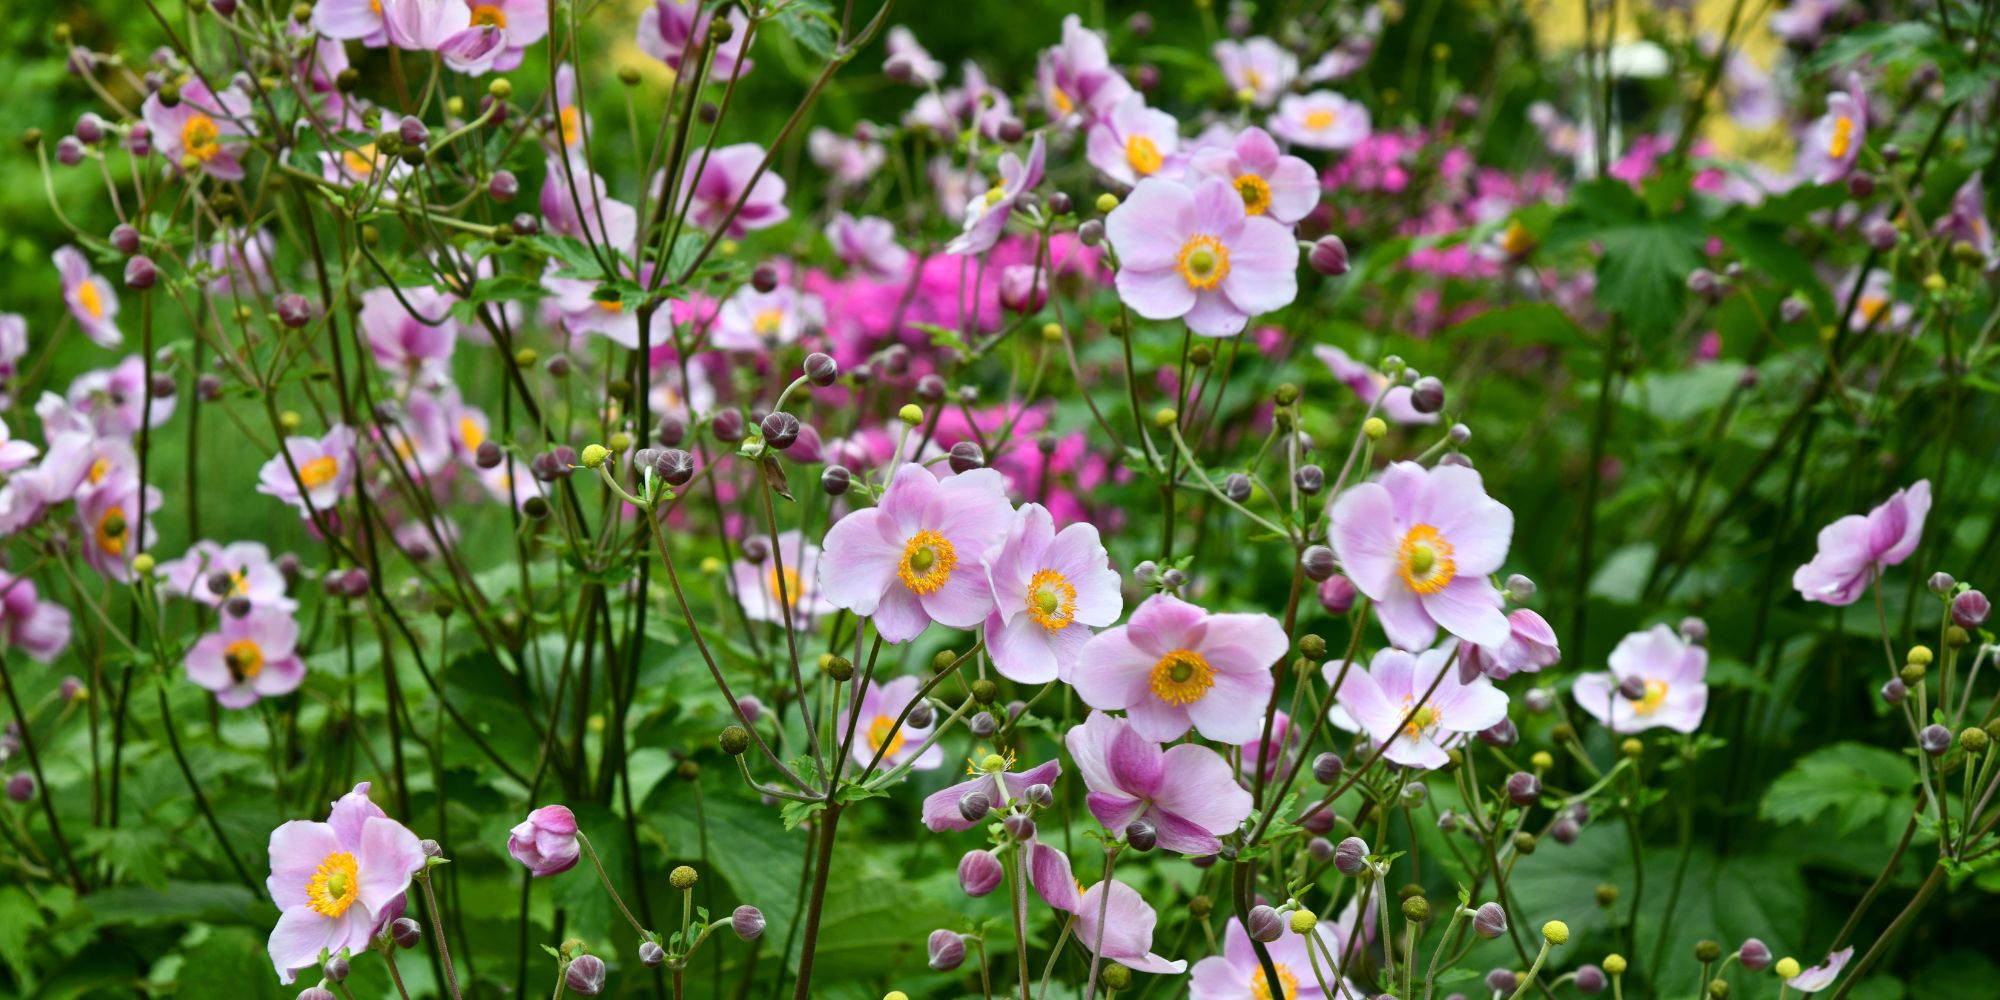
[607,431,632,454]
[932,649,960,672]
[1275,383,1300,405]
[1907,645,1934,667]
[1542,920,1569,945]
[1299,634,1327,659]
[1190,345,1213,367]
[1604,954,1627,975]
[1708,979,1730,998]
[1188,895,1212,917]
[489,78,513,100]
[1946,625,1970,648]
[1153,407,1178,428]
[1695,940,1722,962]
[579,444,610,469]
[1100,965,1131,991]
[131,554,156,576]
[669,865,699,890]
[1401,896,1430,922]
[898,404,924,426]
[1041,322,1063,343]
[1513,832,1537,854]
[1363,417,1387,440]
[1290,909,1317,933]
[1619,737,1644,759]
[1901,661,1927,686]
[718,726,749,756]
[1595,884,1619,908]
[1530,750,1554,770]
[821,655,854,682]
[1960,727,1989,754]
[971,679,998,704]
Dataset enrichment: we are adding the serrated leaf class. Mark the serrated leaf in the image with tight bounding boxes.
[1759,741,1912,834]
[771,0,838,59]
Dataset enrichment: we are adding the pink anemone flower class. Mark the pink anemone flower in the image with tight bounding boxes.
[507,805,580,877]
[78,476,161,584]
[1572,624,1709,734]
[1212,37,1297,107]
[1327,644,1508,770]
[142,78,256,181]
[1072,593,1287,744]
[1190,126,1322,226]
[1191,915,1354,1000]
[1458,608,1560,682]
[818,464,1013,644]
[1085,92,1182,187]
[265,783,426,983]
[1792,479,1929,606]
[0,418,39,475]
[846,675,943,773]
[1036,14,1131,125]
[1271,91,1371,150]
[1797,75,1866,186]
[1065,710,1252,855]
[186,607,307,708]
[825,213,909,279]
[1105,176,1299,337]
[1075,879,1188,976]
[638,0,753,78]
[361,286,460,381]
[672,143,788,235]
[1786,947,1854,993]
[160,540,299,612]
[1328,461,1514,650]
[983,503,1122,684]
[732,530,834,626]
[1313,345,1437,425]
[258,425,359,518]
[54,246,121,348]
[946,135,1046,256]
[0,570,73,662]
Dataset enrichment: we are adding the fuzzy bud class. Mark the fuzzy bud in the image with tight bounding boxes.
[669,865,699,890]
[732,904,765,940]
[1125,818,1157,852]
[6,772,35,802]
[1952,590,1989,628]
[1543,920,1569,945]
[761,412,801,451]
[391,917,422,949]
[1866,219,1898,251]
[821,465,851,496]
[123,255,158,290]
[1961,727,1990,754]
[1576,964,1607,994]
[1224,473,1252,503]
[1506,771,1540,805]
[1309,235,1350,276]
[958,792,991,823]
[1486,970,1519,993]
[1479,718,1519,748]
[1402,895,1431,922]
[804,352,838,387]
[907,702,934,728]
[1473,902,1508,939]
[1333,836,1369,876]
[639,941,666,968]
[1299,544,1336,582]
[1247,905,1284,942]
[1410,376,1445,414]
[949,441,986,473]
[565,954,605,995]
[928,929,966,971]
[1695,940,1722,962]
[1739,938,1771,972]
[718,726,749,756]
[1312,752,1343,785]
[958,850,1003,896]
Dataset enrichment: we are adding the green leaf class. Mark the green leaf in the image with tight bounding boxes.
[770,0,839,59]
[1759,741,1912,834]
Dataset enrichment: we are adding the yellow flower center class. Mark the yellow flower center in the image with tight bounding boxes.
[1400,695,1442,740]
[1175,235,1231,291]
[459,417,486,454]
[965,746,1015,776]
[766,564,802,606]
[898,529,956,595]
[1244,69,1265,92]
[341,143,377,177]
[76,279,106,320]
[1304,109,1337,131]
[299,455,340,489]
[1395,524,1456,594]
[96,506,127,555]
[1859,296,1887,323]
[1828,114,1854,160]
[306,851,361,918]
[984,185,1007,207]
[867,713,905,757]
[229,569,249,596]
[560,105,582,147]
[1051,88,1075,116]
[1249,962,1299,1000]
[1632,678,1669,716]
[1234,174,1272,216]
[469,3,507,26]
[224,638,265,681]
[1125,134,1163,176]
[88,457,111,485]
[752,308,785,339]
[1024,568,1078,632]
[1502,219,1535,257]
[1148,649,1215,707]
[182,113,222,162]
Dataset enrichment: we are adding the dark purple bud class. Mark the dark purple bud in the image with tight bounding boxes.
[958,850,1003,896]
[1247,905,1284,942]
[1048,191,1073,215]
[277,292,314,328]
[958,791,991,823]
[1929,572,1957,594]
[996,118,1025,143]
[1679,616,1708,644]
[1003,813,1036,841]
[1686,268,1718,296]
[1478,718,1518,747]
[1920,724,1952,755]
[1294,464,1325,495]
[195,373,223,401]
[1126,11,1154,35]
[56,136,85,166]
[391,917,422,949]
[1318,574,1357,614]
[653,413,686,447]
[1026,783,1054,807]
[110,223,141,254]
[654,448,695,486]
[639,941,666,967]
[916,373,947,403]
[564,954,605,995]
[398,117,430,148]
[74,112,106,144]
[1078,219,1104,246]
[6,772,35,802]
[821,464,851,496]
[1309,836,1334,860]
[1576,964,1607,994]
[475,440,503,469]
[124,255,158,290]
[948,441,985,473]
[760,411,800,451]
[1309,235,1350,276]
[1125,819,1157,852]
[488,169,518,201]
[1866,220,1897,251]
[928,929,966,971]
[1333,836,1369,876]
[1312,752,1343,784]
[511,212,540,236]
[732,904,765,940]
[1619,676,1649,701]
[1224,473,1252,503]
[1473,902,1508,939]
[322,955,350,982]
[740,536,771,563]
[1505,771,1541,806]
[1486,969,1519,993]
[804,352,838,387]
[1551,817,1580,844]
[1952,590,1988,628]
[530,451,567,481]
[1847,173,1875,199]
[298,989,337,1000]
[1779,296,1808,324]
[1739,938,1771,972]
[125,123,152,157]
[225,595,252,618]
[1132,63,1160,92]
[1411,376,1445,414]
[340,568,372,597]
[207,569,235,597]
[1300,544,1336,582]
[751,263,781,294]
[711,409,745,443]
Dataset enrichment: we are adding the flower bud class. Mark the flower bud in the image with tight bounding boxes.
[928,929,966,971]
[1920,723,1951,755]
[1479,718,1519,748]
[1078,219,1104,246]
[124,255,158,290]
[1506,771,1540,806]
[958,792,991,823]
[488,169,519,200]
[299,989,337,1000]
[1961,727,1990,754]
[1300,806,1335,835]
[761,411,801,451]
[1300,545,1336,582]
[1410,376,1445,414]
[732,904,765,940]
[1002,812,1036,841]
[669,865,699,890]
[565,954,605,995]
[1866,219,1898,251]
[1318,574,1357,615]
[1543,920,1569,945]
[6,772,35,802]
[1576,964,1607,994]
[1739,938,1771,972]
[1024,783,1054,807]
[958,850,1003,896]
[804,352,838,387]
[969,711,997,738]
[1473,902,1507,939]
[639,941,666,967]
[655,448,695,486]
[751,263,780,294]
[1333,836,1369,876]
[1294,464,1325,495]
[475,440,503,468]
[949,441,986,473]
[1125,818,1157,852]
[1551,817,1580,844]
[109,223,141,255]
[1310,835,1334,860]
[1486,969,1519,993]
[907,701,934,728]
[711,408,745,443]
[1952,590,1989,628]
[821,464,851,495]
[1309,235,1350,276]
[1695,940,1722,962]
[398,117,430,148]
[391,917,422,949]
[1312,752,1343,785]
[1402,895,1431,922]
[323,953,352,981]
[1247,905,1284,942]
[1222,472,1252,503]
[719,725,749,756]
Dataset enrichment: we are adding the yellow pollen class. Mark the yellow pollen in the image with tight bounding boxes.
[1024,568,1078,632]
[752,308,785,338]
[469,3,507,26]
[1174,234,1231,291]
[1244,69,1265,92]
[1400,695,1442,740]
[766,564,803,606]
[1632,678,1669,716]
[560,105,582,147]
[984,185,1007,207]
[76,279,106,320]
[867,713,905,756]
[1125,134,1163,176]
[898,529,956,595]
[1148,649,1215,707]
[1859,296,1887,323]
[965,747,1015,776]
[369,0,381,11]
[1502,219,1535,257]
[1234,174,1272,216]
[341,143,377,177]
[88,457,111,485]
[306,851,361,918]
[459,418,485,453]
[1304,109,1336,131]
[182,113,222,162]
[224,638,265,681]
[597,297,624,313]
[1395,524,1456,594]
[229,569,249,596]
[299,455,340,489]
[1249,962,1299,1000]
[1051,88,1075,116]
[96,505,128,556]
[1828,115,1854,160]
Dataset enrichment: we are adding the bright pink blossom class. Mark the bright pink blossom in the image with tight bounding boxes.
[0,571,73,662]
[1459,608,1560,681]
[1073,593,1287,744]
[984,503,1121,683]
[1106,176,1299,337]
[818,464,1012,643]
[508,805,580,877]
[1085,92,1181,187]
[54,246,120,348]
[1272,91,1370,150]
[1328,644,1508,769]
[1075,879,1187,975]
[265,783,425,983]
[258,425,359,518]
[1573,624,1709,734]
[141,78,256,181]
[846,675,943,772]
[186,607,307,708]
[1190,915,1353,999]
[1330,462,1513,649]
[1066,710,1252,854]
[1212,37,1296,107]
[1190,126,1321,225]
[1793,480,1929,605]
